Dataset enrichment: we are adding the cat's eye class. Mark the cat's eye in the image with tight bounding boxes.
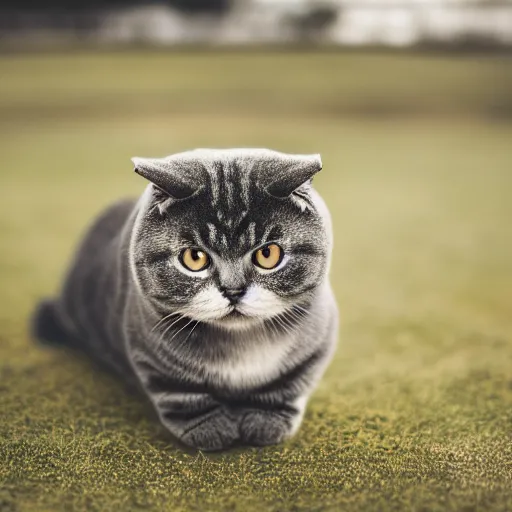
[252,243,283,270]
[180,248,210,272]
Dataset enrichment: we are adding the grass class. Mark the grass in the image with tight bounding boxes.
[1,51,512,511]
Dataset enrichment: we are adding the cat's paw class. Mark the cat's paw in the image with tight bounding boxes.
[180,410,239,451]
[239,409,293,447]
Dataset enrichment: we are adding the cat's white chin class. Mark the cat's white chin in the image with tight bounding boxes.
[208,312,265,332]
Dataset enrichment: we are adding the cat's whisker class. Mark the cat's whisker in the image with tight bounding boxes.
[151,311,180,333]
[292,307,320,322]
[286,309,308,324]
[156,314,186,344]
[283,314,300,335]
[281,308,302,323]
[287,305,317,322]
[167,318,196,345]
[161,313,186,333]
[290,309,309,320]
[181,320,200,347]
[283,310,299,327]
[281,308,312,335]
[273,314,294,338]
[292,304,311,315]
[267,317,282,339]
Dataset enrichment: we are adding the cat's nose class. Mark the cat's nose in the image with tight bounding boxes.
[220,287,246,303]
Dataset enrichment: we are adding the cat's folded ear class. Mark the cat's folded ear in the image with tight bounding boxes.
[131,156,202,200]
[264,153,322,198]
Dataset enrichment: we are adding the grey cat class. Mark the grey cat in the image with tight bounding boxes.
[32,148,338,451]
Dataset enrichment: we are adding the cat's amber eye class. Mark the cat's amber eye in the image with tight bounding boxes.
[252,243,283,270]
[180,248,210,272]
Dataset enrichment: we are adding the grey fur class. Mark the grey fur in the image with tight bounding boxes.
[32,148,338,451]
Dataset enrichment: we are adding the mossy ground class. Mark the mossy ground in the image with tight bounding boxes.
[0,51,511,511]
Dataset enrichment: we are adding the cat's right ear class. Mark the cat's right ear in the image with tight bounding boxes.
[131,157,199,200]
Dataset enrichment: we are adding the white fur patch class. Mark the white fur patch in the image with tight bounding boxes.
[289,395,308,436]
[237,284,288,319]
[208,330,296,388]
[180,283,288,326]
[181,285,230,321]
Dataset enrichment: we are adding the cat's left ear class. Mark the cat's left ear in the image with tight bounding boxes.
[265,154,322,198]
[131,156,201,199]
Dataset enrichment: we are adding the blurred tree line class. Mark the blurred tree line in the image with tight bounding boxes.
[0,0,231,14]
[0,0,232,32]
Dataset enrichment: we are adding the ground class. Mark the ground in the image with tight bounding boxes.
[0,51,511,511]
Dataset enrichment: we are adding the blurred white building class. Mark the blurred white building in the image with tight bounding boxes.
[324,1,512,46]
[48,0,512,47]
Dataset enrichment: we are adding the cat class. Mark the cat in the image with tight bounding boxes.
[32,148,338,451]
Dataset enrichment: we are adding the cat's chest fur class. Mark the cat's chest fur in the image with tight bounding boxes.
[203,330,301,389]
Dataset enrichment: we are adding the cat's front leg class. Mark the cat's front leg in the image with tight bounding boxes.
[176,402,240,451]
[134,361,240,451]
[236,397,307,447]
[156,392,240,451]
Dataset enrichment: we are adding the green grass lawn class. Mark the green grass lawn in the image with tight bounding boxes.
[0,51,511,511]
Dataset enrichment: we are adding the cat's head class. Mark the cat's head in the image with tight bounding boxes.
[129,149,332,331]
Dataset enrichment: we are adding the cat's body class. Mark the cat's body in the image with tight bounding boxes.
[33,149,338,451]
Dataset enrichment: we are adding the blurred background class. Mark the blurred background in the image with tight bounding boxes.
[1,1,512,509]
[1,0,512,47]
[1,0,511,386]
[1,0,512,393]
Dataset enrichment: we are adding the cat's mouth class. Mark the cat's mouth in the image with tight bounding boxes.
[210,308,264,331]
[223,309,246,320]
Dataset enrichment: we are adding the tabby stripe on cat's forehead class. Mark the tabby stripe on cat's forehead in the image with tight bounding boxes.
[208,163,251,208]
[225,180,235,209]
[207,223,217,245]
[247,222,256,246]
[200,220,283,253]
[208,163,221,207]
